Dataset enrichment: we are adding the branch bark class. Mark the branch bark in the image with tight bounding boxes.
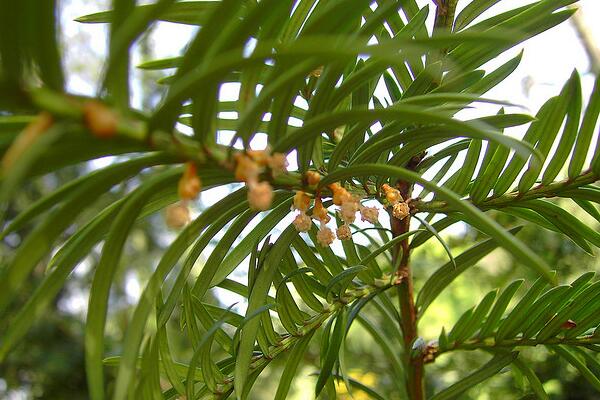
[391,154,424,400]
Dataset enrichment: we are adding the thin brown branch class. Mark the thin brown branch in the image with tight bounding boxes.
[391,153,425,400]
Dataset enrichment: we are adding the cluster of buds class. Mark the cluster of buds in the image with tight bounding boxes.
[330,183,357,241]
[382,184,410,220]
[291,175,380,247]
[313,196,336,247]
[291,188,336,247]
[292,190,313,232]
[330,183,380,241]
[234,149,288,211]
[166,162,202,229]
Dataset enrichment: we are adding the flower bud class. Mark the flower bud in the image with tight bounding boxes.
[333,126,345,142]
[392,202,410,220]
[247,149,270,166]
[248,181,273,211]
[360,205,379,224]
[165,202,190,229]
[268,152,288,176]
[306,171,321,186]
[336,224,351,240]
[329,183,341,192]
[382,183,403,204]
[234,153,260,182]
[316,226,335,247]
[178,162,202,200]
[83,101,118,138]
[309,66,324,78]
[292,191,311,211]
[312,197,328,221]
[332,186,352,206]
[293,211,312,232]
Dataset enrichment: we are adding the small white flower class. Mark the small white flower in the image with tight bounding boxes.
[336,224,352,240]
[339,198,359,224]
[293,211,312,232]
[316,225,335,246]
[360,205,379,224]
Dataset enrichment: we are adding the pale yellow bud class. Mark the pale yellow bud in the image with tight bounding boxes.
[312,197,328,221]
[332,186,352,206]
[247,149,270,166]
[333,126,345,142]
[165,203,190,229]
[293,191,311,211]
[329,183,341,192]
[248,181,273,211]
[234,153,260,182]
[382,184,403,204]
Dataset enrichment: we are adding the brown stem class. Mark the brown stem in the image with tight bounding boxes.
[390,155,424,400]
